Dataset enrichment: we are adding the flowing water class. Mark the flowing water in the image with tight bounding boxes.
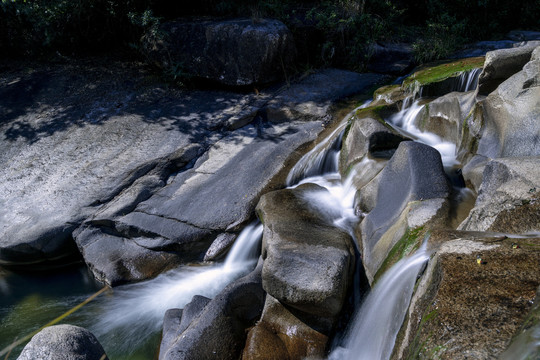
[328,244,430,360]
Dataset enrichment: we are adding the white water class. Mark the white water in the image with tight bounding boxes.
[388,98,458,166]
[329,244,430,360]
[88,223,263,355]
[456,68,481,93]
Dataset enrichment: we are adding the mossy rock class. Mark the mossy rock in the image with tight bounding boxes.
[402,57,485,97]
[372,84,407,107]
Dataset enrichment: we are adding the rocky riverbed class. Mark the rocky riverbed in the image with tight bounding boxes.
[1,20,539,360]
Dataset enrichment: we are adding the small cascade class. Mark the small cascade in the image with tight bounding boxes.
[388,97,458,166]
[456,68,481,92]
[329,243,430,360]
[287,101,371,186]
[87,222,263,357]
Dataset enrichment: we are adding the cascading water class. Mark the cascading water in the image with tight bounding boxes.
[329,243,430,360]
[86,222,263,357]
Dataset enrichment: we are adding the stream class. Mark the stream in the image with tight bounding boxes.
[0,69,480,359]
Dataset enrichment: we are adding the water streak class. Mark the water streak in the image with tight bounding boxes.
[329,244,430,360]
[88,223,263,356]
[389,98,458,166]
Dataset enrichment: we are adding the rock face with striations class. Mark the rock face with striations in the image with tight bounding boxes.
[17,325,108,360]
[143,18,296,86]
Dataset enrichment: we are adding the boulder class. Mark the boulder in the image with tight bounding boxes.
[143,18,296,86]
[159,260,265,360]
[204,233,237,262]
[393,231,540,360]
[256,184,356,331]
[477,45,538,95]
[416,91,476,145]
[340,113,407,175]
[367,42,415,75]
[242,295,328,360]
[17,325,108,360]
[357,141,451,283]
[463,47,540,162]
[160,296,211,355]
[458,157,540,233]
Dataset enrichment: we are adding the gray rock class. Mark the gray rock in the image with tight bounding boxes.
[340,115,406,175]
[357,141,451,282]
[458,157,540,233]
[0,62,246,267]
[474,47,540,158]
[17,325,108,360]
[478,45,538,95]
[417,91,476,145]
[204,233,237,262]
[159,260,265,360]
[256,184,355,330]
[143,18,296,86]
[160,295,211,354]
[367,42,415,75]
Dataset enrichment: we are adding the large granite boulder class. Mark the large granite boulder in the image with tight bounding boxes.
[477,44,538,95]
[393,231,540,360]
[143,18,296,86]
[458,157,540,233]
[459,46,540,182]
[256,184,356,331]
[159,260,265,360]
[357,141,451,283]
[17,325,108,360]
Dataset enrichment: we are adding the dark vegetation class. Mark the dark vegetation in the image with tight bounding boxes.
[1,0,540,70]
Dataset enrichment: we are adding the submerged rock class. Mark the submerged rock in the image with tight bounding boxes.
[143,18,296,86]
[256,184,356,330]
[393,231,540,360]
[17,324,108,360]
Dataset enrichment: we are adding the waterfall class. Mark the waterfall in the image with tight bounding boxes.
[329,244,430,360]
[87,222,263,357]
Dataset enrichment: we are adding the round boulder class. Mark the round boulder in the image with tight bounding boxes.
[17,325,108,360]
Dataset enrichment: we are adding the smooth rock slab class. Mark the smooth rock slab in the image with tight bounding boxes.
[17,324,108,360]
[256,184,355,327]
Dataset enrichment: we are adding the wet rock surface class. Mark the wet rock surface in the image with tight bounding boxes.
[17,324,108,360]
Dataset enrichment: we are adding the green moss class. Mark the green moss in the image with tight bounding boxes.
[373,84,401,99]
[373,226,425,283]
[406,309,441,360]
[402,57,484,90]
